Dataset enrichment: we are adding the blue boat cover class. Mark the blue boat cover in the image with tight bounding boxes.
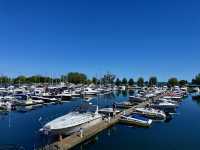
[131,114,149,121]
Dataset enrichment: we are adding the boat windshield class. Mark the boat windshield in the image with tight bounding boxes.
[73,102,96,113]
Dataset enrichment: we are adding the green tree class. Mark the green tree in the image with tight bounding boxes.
[179,80,187,87]
[149,76,157,87]
[0,76,11,84]
[192,73,200,85]
[115,78,121,86]
[128,78,134,86]
[67,72,87,84]
[168,77,178,87]
[137,77,144,87]
[61,75,68,83]
[101,72,116,85]
[92,77,98,84]
[122,78,128,85]
[13,76,27,84]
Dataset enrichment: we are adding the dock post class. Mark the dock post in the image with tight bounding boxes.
[59,134,63,150]
[80,128,83,138]
[108,113,111,123]
[123,110,126,115]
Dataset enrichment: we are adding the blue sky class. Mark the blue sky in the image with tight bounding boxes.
[0,0,199,81]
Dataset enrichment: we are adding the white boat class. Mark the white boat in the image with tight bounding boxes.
[163,96,182,101]
[120,114,152,127]
[151,101,177,109]
[135,107,166,120]
[40,105,102,135]
[98,107,120,115]
[158,98,178,105]
[55,93,72,100]
[71,91,81,98]
[129,94,146,103]
[83,88,99,95]
[0,100,13,111]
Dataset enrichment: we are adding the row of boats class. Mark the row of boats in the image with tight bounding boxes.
[119,88,187,127]
[40,86,188,135]
[0,85,114,111]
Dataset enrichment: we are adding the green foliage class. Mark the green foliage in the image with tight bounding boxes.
[101,72,116,84]
[192,73,200,85]
[179,80,187,87]
[61,75,68,82]
[137,77,144,87]
[13,76,27,84]
[149,76,157,86]
[115,78,121,86]
[92,77,98,84]
[168,77,178,87]
[0,76,11,84]
[128,78,134,86]
[122,78,128,85]
[66,72,87,84]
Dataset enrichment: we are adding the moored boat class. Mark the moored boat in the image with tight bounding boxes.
[40,104,102,135]
[135,107,166,120]
[120,114,152,127]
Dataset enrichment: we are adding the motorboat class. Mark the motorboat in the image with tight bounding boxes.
[120,114,152,127]
[40,103,102,135]
[71,91,81,98]
[115,101,134,109]
[55,93,72,101]
[82,87,99,95]
[129,94,146,103]
[151,101,177,109]
[98,107,120,116]
[158,98,179,105]
[135,107,166,120]
[192,93,200,100]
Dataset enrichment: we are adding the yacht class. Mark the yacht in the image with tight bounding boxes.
[120,114,152,127]
[151,101,177,109]
[40,104,102,135]
[55,93,72,101]
[135,107,166,120]
[82,87,99,95]
[129,94,146,103]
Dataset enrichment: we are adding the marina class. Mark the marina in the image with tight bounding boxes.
[0,0,200,149]
[0,84,199,150]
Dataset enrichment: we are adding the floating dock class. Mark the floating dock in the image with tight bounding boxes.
[39,101,149,150]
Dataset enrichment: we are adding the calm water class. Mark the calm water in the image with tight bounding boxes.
[0,92,200,150]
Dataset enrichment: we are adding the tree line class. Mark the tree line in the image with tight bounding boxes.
[0,72,200,87]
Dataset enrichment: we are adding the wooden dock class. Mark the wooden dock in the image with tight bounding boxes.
[39,101,149,150]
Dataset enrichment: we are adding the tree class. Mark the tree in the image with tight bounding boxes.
[13,76,27,84]
[0,76,11,84]
[168,77,178,87]
[128,78,134,86]
[192,73,200,85]
[149,76,157,87]
[137,77,144,87]
[101,72,116,85]
[179,80,187,87]
[67,72,87,84]
[122,78,128,85]
[61,75,68,83]
[115,78,121,86]
[92,77,98,84]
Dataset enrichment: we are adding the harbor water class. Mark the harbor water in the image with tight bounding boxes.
[0,92,200,150]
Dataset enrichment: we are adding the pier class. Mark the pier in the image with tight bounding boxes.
[39,101,149,150]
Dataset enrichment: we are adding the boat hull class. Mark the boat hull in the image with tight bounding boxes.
[44,117,102,135]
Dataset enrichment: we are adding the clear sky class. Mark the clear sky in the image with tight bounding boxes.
[0,0,199,81]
